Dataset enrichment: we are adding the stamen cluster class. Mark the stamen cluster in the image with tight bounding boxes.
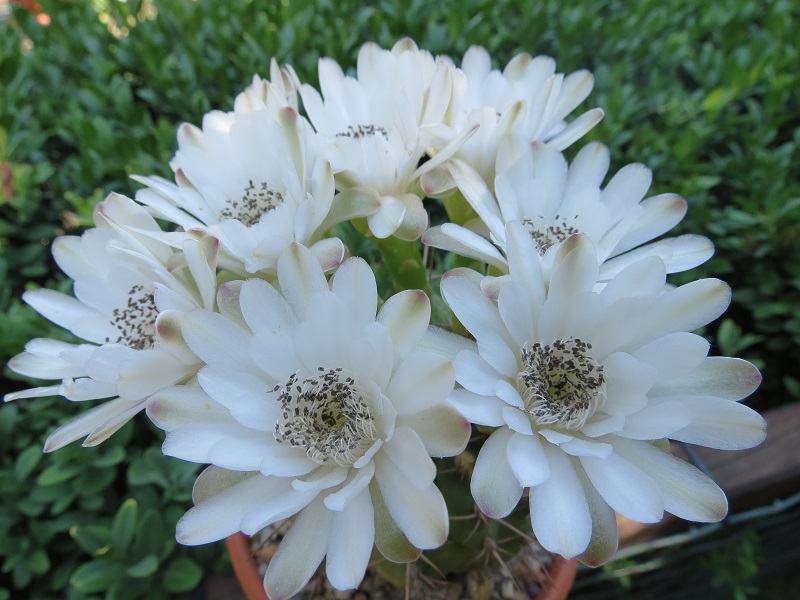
[273,367,377,466]
[516,338,605,430]
[336,124,388,139]
[522,215,580,253]
[220,179,285,226]
[107,284,158,350]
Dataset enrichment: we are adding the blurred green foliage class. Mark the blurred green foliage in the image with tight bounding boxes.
[0,0,798,597]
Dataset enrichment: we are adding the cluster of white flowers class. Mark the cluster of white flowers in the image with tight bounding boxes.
[6,40,766,598]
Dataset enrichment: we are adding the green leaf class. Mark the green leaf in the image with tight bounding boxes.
[162,557,203,593]
[91,445,126,468]
[14,446,42,482]
[111,499,137,552]
[36,463,81,486]
[70,559,123,593]
[131,510,164,558]
[70,525,112,557]
[26,549,50,575]
[125,554,159,578]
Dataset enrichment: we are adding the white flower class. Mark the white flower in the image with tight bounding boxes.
[147,243,470,598]
[4,195,217,450]
[423,142,713,280]
[299,39,468,240]
[440,223,765,565]
[420,46,603,195]
[233,58,301,114]
[133,106,368,274]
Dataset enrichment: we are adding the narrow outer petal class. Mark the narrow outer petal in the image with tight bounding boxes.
[471,427,523,518]
[263,498,333,600]
[529,443,592,558]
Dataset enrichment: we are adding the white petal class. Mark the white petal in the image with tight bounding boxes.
[23,289,111,344]
[374,453,448,549]
[238,277,298,337]
[293,466,350,493]
[529,443,592,557]
[559,438,614,458]
[631,279,730,347]
[447,388,506,426]
[177,471,286,545]
[618,400,690,440]
[377,289,430,360]
[611,193,687,256]
[396,404,470,457]
[197,365,279,431]
[240,483,320,535]
[182,310,252,372]
[449,159,505,241]
[649,357,762,401]
[612,437,728,522]
[370,481,421,563]
[669,396,766,450]
[576,467,618,567]
[632,332,709,379]
[506,431,550,487]
[418,325,476,360]
[386,351,454,415]
[422,224,508,271]
[580,452,664,523]
[546,107,604,151]
[277,243,328,321]
[331,257,378,329]
[382,427,436,489]
[503,406,533,435]
[497,280,536,347]
[454,350,503,396]
[602,352,658,415]
[308,237,346,272]
[505,221,546,309]
[326,489,374,591]
[263,498,332,600]
[471,427,523,518]
[367,196,406,238]
[43,396,144,452]
[324,461,375,511]
[440,269,517,377]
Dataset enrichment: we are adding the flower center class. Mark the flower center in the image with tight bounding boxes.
[516,338,605,430]
[522,215,580,253]
[335,124,388,139]
[273,368,377,466]
[220,179,284,226]
[107,284,158,350]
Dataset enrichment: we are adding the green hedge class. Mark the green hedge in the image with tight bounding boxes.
[1,0,798,597]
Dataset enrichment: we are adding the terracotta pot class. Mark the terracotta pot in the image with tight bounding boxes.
[226,532,578,600]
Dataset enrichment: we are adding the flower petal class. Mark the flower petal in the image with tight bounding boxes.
[386,351,454,415]
[506,431,550,487]
[377,289,430,360]
[471,427,523,518]
[396,404,470,458]
[529,443,592,557]
[326,488,374,591]
[580,452,664,523]
[277,242,328,321]
[263,497,332,600]
[374,453,448,549]
[669,396,766,450]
